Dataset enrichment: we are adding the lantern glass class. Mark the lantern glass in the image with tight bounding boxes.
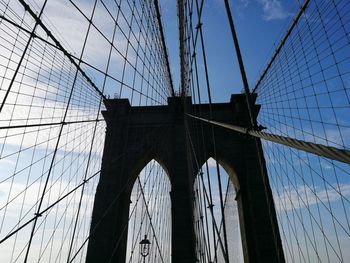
[139,235,151,258]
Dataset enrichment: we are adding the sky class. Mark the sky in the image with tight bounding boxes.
[152,1,350,261]
[0,0,349,262]
[160,0,301,102]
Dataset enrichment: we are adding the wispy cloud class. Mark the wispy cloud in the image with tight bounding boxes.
[239,0,251,8]
[230,0,251,19]
[274,183,350,211]
[0,0,111,157]
[257,0,291,21]
[0,179,96,262]
[232,0,291,21]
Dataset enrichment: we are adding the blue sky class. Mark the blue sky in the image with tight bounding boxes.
[160,0,301,101]
[0,0,349,262]
[156,1,350,261]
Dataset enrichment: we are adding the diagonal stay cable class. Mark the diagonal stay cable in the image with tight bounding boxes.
[184,123,231,262]
[16,0,108,104]
[0,13,160,104]
[0,169,101,245]
[187,114,350,165]
[134,175,165,263]
[67,126,172,263]
[252,0,310,93]
[0,0,48,114]
[0,118,103,130]
[17,0,99,260]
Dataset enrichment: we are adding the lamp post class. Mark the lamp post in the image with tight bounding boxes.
[139,235,151,263]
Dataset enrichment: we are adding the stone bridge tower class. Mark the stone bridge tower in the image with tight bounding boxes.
[86,94,284,263]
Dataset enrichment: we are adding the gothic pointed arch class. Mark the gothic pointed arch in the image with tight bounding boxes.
[125,159,172,262]
[193,157,244,263]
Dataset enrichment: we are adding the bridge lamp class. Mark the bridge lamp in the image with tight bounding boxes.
[139,235,151,262]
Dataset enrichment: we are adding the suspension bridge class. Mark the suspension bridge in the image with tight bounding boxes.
[0,0,349,262]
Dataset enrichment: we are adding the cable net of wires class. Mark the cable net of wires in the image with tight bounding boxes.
[125,159,171,263]
[193,160,243,263]
[253,0,350,262]
[0,0,173,262]
[180,0,350,262]
[178,0,245,262]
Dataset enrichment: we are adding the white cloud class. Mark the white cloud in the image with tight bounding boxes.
[0,0,170,261]
[0,3,106,260]
[274,183,350,211]
[48,0,139,75]
[257,0,291,21]
[0,158,16,166]
[207,157,217,168]
[0,1,108,159]
[0,179,96,262]
[239,0,251,8]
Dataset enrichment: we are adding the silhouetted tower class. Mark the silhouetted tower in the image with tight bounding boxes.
[86,94,284,263]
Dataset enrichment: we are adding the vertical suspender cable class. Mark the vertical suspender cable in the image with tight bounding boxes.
[223,1,290,261]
